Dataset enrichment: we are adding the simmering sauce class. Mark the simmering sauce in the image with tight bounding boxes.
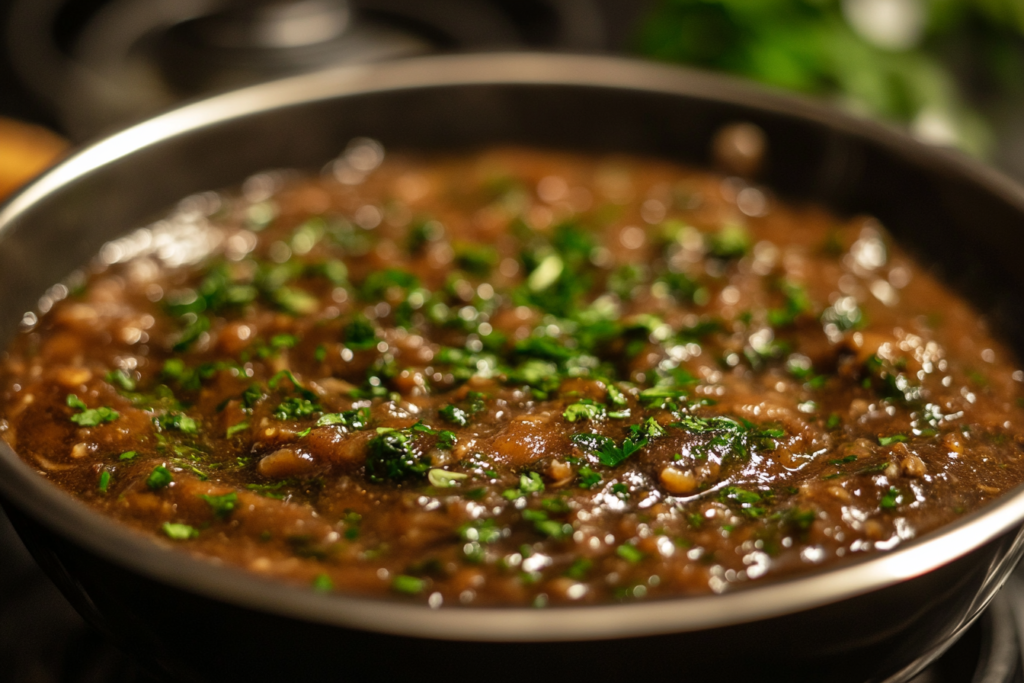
[3,143,1023,606]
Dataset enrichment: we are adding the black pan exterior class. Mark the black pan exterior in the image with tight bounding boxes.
[1,54,1024,683]
[9,502,1023,683]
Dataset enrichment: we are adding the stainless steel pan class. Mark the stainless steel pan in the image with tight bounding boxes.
[2,53,1024,683]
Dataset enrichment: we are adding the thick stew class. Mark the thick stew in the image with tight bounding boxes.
[2,143,1023,606]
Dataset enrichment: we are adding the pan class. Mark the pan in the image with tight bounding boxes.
[2,53,1024,683]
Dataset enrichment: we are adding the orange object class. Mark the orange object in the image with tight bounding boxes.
[0,118,68,200]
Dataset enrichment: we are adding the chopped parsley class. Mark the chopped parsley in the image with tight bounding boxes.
[427,469,469,488]
[226,422,250,438]
[343,315,378,351]
[767,280,812,328]
[162,522,199,540]
[146,465,173,490]
[273,397,319,421]
[391,574,427,595]
[154,412,199,434]
[105,369,136,392]
[563,400,605,423]
[718,486,767,518]
[454,243,498,275]
[577,466,602,489]
[521,509,571,539]
[706,222,750,259]
[458,519,503,544]
[440,404,470,427]
[616,543,645,564]
[312,574,334,592]
[565,557,592,580]
[66,394,119,427]
[365,428,432,482]
[200,492,239,519]
[316,408,371,430]
[880,486,904,510]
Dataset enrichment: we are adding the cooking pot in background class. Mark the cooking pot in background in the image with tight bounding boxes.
[2,54,1024,683]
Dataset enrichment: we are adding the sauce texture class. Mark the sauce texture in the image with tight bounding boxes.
[3,143,1024,606]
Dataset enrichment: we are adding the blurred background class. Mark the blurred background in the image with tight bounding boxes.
[0,1,1023,681]
[0,0,1022,187]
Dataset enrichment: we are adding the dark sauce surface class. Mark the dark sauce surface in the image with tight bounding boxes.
[3,144,1024,606]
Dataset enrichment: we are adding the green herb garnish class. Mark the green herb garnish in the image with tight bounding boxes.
[146,465,173,490]
[563,401,605,423]
[616,543,645,563]
[226,422,250,438]
[880,486,904,509]
[365,429,430,482]
[577,466,602,489]
[200,492,239,519]
[66,394,120,426]
[312,574,334,592]
[105,369,136,392]
[162,522,199,540]
[391,575,427,595]
[343,315,378,351]
[154,412,199,434]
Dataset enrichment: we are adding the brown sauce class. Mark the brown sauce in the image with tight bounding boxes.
[3,144,1024,606]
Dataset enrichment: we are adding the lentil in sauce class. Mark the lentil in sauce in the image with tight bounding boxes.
[3,142,1024,606]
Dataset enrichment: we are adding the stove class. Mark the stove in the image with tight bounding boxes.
[1,0,647,140]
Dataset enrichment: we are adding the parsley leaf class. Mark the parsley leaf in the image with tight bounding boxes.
[105,369,136,392]
[571,432,614,453]
[565,557,592,580]
[880,486,904,509]
[502,471,545,500]
[391,575,427,594]
[718,486,767,518]
[521,508,571,538]
[66,394,119,426]
[316,407,370,430]
[154,412,199,434]
[200,492,238,519]
[146,465,173,490]
[706,222,750,259]
[226,422,250,438]
[563,401,605,423]
[162,522,198,540]
[458,519,503,544]
[597,435,646,468]
[577,466,602,489]
[273,397,319,420]
[172,314,211,352]
[365,429,430,482]
[343,315,378,351]
[312,574,334,592]
[454,243,498,275]
[440,404,470,427]
[616,543,645,563]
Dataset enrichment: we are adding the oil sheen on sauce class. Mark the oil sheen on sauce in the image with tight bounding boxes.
[2,142,1023,606]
